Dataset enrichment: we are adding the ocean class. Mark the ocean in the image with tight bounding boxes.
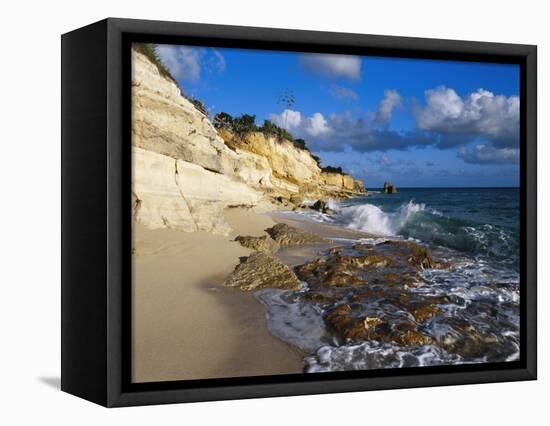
[256,187,521,372]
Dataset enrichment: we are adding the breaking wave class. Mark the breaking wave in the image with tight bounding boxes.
[337,201,427,236]
[326,200,519,268]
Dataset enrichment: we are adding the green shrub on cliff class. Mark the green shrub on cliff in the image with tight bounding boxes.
[322,165,344,174]
[232,114,258,135]
[259,120,294,142]
[213,112,235,129]
[311,154,322,167]
[212,112,319,159]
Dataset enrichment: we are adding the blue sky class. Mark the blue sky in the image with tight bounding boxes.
[154,44,520,188]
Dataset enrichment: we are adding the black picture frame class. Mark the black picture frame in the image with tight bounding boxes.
[61,17,537,407]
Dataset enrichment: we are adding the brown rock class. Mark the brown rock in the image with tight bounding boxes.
[325,304,370,341]
[408,302,441,323]
[294,251,393,289]
[311,199,332,214]
[325,303,434,346]
[395,330,434,346]
[265,223,325,246]
[234,235,280,253]
[224,252,301,291]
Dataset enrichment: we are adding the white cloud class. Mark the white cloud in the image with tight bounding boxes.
[415,86,519,148]
[269,107,435,153]
[211,49,226,73]
[305,113,332,137]
[457,144,519,164]
[375,89,402,124]
[299,53,361,80]
[155,45,226,82]
[330,86,359,101]
[269,109,302,130]
[269,109,332,138]
[156,45,201,81]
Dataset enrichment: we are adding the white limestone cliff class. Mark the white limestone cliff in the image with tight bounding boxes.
[131,47,364,235]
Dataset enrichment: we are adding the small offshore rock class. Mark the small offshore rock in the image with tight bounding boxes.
[224,252,301,291]
[265,223,326,246]
[234,235,280,253]
[383,181,398,194]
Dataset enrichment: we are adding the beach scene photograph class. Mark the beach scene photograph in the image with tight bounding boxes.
[131,42,520,383]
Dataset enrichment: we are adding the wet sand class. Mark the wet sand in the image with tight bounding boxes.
[132,208,304,383]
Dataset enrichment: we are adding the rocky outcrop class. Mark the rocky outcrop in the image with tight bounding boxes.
[265,223,326,246]
[234,235,280,253]
[324,304,434,346]
[131,47,365,234]
[295,241,443,290]
[383,181,397,194]
[293,240,451,347]
[310,200,333,214]
[224,252,301,291]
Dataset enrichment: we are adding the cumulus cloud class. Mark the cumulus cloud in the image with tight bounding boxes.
[415,86,519,148]
[269,107,435,153]
[330,86,359,101]
[374,90,402,124]
[457,144,519,164]
[155,44,226,81]
[299,53,361,80]
[269,109,332,138]
[270,109,302,129]
[307,113,332,137]
[156,45,201,80]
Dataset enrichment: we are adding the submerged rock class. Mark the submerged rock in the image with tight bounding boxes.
[324,303,433,346]
[234,235,280,253]
[265,223,326,246]
[407,301,442,323]
[224,252,301,291]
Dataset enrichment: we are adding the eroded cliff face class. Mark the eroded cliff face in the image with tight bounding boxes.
[219,130,364,198]
[131,48,364,234]
[133,147,261,234]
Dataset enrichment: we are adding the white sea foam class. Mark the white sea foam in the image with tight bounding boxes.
[305,341,463,372]
[255,286,328,353]
[337,201,426,236]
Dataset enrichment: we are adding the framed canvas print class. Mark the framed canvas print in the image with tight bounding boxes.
[61,18,537,407]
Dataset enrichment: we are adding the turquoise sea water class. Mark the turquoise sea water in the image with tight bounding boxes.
[341,187,520,272]
[256,187,521,372]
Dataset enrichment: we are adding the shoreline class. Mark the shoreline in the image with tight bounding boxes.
[132,195,520,380]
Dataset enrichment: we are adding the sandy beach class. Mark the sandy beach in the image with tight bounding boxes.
[132,207,304,383]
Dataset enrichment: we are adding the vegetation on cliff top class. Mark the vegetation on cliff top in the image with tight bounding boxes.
[213,111,351,175]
